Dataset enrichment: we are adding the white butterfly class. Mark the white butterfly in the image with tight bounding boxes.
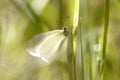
[26,27,69,64]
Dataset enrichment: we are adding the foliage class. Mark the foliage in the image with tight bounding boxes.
[0,0,120,80]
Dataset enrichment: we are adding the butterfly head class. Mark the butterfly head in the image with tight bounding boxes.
[63,27,69,36]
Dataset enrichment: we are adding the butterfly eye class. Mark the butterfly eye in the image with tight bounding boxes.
[63,27,69,36]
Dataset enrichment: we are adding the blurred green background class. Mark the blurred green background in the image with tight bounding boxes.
[0,0,120,80]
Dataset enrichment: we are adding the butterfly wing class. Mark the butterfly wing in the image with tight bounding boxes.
[26,30,68,63]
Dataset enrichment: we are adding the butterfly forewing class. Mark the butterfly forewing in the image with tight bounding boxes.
[26,29,68,63]
[26,30,63,49]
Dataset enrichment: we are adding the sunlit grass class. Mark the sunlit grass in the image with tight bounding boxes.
[0,0,120,80]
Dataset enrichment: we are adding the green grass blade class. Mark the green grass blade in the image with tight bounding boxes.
[101,0,110,79]
[102,0,110,60]
[76,0,85,79]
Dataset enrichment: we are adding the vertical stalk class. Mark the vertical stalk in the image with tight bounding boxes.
[101,0,110,79]
[79,15,84,80]
[67,29,76,80]
[102,0,110,60]
[78,0,85,79]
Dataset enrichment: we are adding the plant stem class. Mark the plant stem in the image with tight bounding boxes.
[102,0,110,60]
[78,7,85,80]
[101,0,110,79]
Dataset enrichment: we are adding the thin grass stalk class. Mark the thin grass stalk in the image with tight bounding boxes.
[67,29,75,80]
[101,0,110,79]
[75,0,86,79]
[78,16,84,80]
[78,0,85,80]
[73,0,80,79]
[71,1,79,79]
